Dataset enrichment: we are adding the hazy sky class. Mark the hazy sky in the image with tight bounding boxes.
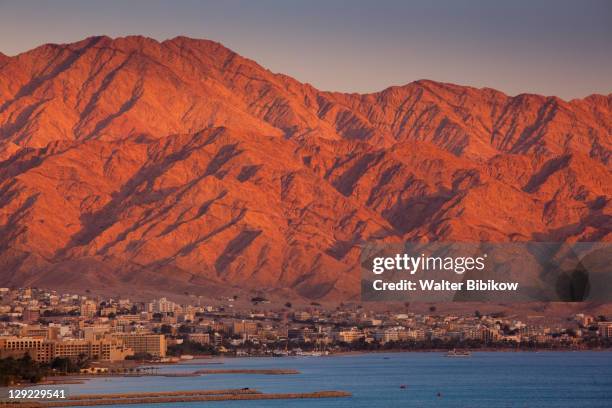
[0,0,610,99]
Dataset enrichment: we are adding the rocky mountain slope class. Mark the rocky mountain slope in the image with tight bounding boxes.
[0,36,610,299]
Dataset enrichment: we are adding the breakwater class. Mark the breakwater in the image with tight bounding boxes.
[1,389,351,407]
[193,369,299,375]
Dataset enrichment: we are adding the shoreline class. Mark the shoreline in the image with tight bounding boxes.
[328,347,612,356]
[9,349,612,387]
[171,348,612,360]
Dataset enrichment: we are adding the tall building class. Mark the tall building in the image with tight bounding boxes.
[111,333,167,357]
[288,327,314,342]
[80,300,98,318]
[598,322,612,338]
[232,320,258,336]
[149,298,176,314]
[22,308,40,323]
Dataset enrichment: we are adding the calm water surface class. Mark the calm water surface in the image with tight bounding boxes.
[37,352,612,407]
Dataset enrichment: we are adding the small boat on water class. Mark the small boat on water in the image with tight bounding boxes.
[445,349,471,357]
[295,350,328,357]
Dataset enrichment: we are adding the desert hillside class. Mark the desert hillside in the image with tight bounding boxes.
[0,36,610,299]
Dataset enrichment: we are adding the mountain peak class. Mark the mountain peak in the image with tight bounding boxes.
[163,35,228,49]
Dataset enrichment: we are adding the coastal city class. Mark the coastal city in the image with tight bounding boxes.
[1,1,611,406]
[1,286,611,383]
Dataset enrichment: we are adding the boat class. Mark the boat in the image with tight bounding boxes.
[296,350,324,357]
[445,349,471,357]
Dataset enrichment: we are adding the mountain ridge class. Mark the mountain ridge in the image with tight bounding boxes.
[3,35,611,100]
[0,36,610,300]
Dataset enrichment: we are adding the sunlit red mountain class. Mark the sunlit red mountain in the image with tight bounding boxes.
[0,36,610,300]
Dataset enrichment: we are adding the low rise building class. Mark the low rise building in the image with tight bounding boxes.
[0,336,132,362]
[187,333,210,345]
[334,328,365,343]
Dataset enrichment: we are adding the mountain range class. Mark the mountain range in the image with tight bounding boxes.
[0,36,610,300]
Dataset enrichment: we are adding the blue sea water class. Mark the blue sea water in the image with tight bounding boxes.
[38,352,612,407]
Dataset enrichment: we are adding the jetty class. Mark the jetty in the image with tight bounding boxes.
[193,369,299,375]
[1,388,351,407]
